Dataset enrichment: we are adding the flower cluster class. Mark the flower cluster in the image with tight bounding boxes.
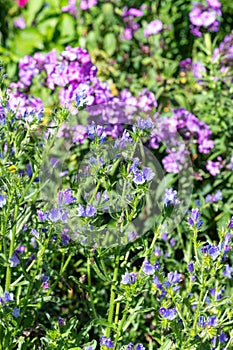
[150,107,214,173]
[189,0,222,37]
[121,7,143,41]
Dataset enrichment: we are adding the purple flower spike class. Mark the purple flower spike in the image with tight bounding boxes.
[143,260,155,275]
[187,208,202,227]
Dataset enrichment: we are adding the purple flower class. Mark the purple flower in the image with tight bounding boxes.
[223,264,233,278]
[187,208,203,227]
[228,217,233,229]
[58,189,76,205]
[133,167,154,184]
[198,315,206,327]
[49,208,62,222]
[31,228,39,238]
[208,315,218,327]
[4,291,14,302]
[167,271,183,284]
[0,194,6,208]
[137,117,154,130]
[152,275,163,289]
[208,245,220,260]
[144,20,163,37]
[12,307,20,318]
[159,307,177,320]
[9,251,20,267]
[206,159,222,176]
[143,260,155,275]
[58,317,66,326]
[163,188,179,207]
[100,336,114,348]
[14,17,26,29]
[122,7,144,17]
[80,0,97,10]
[62,0,78,17]
[219,332,228,343]
[126,343,134,350]
[135,345,145,350]
[85,204,96,217]
[188,262,194,273]
[121,272,137,285]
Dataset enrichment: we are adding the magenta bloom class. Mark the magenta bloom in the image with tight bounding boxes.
[144,20,163,37]
[17,0,29,7]
[80,0,97,10]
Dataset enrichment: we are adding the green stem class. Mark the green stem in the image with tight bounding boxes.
[87,256,98,318]
[106,251,120,338]
[193,259,206,332]
[114,301,130,347]
[5,204,19,291]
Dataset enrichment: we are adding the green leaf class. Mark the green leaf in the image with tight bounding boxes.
[159,339,173,350]
[104,33,117,56]
[12,28,44,57]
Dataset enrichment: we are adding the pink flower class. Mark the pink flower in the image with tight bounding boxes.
[206,158,223,176]
[144,19,163,37]
[17,0,29,7]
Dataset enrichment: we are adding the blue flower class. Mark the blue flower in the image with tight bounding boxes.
[4,291,14,302]
[163,188,179,206]
[223,264,233,278]
[121,272,137,285]
[159,307,177,320]
[143,260,155,275]
[208,245,220,260]
[167,271,183,284]
[219,332,228,343]
[100,336,114,348]
[188,262,194,273]
[58,189,76,205]
[49,208,62,222]
[208,315,218,327]
[58,317,66,326]
[0,194,6,208]
[12,307,20,318]
[77,204,96,217]
[135,344,145,350]
[9,251,20,267]
[126,343,134,350]
[187,208,202,227]
[228,217,233,229]
[133,167,154,184]
[198,316,206,327]
[137,117,154,130]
